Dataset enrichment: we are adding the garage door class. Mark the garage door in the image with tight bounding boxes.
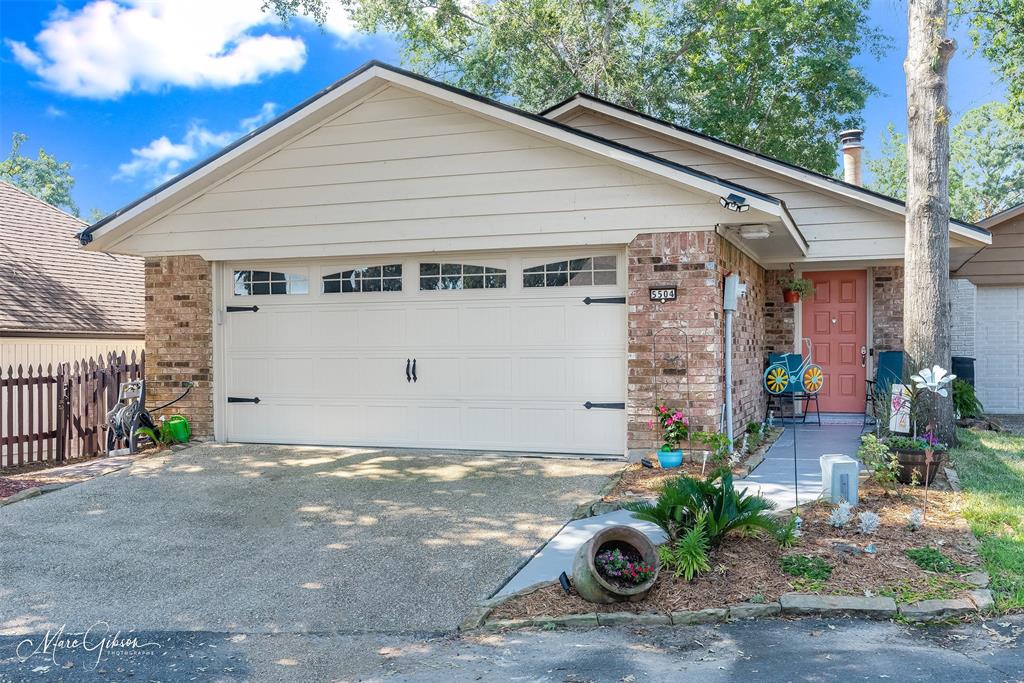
[220,251,627,454]
[976,286,1024,413]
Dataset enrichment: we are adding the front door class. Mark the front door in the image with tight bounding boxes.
[802,270,867,413]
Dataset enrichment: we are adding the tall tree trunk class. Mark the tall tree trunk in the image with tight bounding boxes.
[903,0,957,443]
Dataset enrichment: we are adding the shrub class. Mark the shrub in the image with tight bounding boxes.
[626,471,779,546]
[775,516,800,548]
[659,513,711,581]
[885,435,947,453]
[858,511,881,534]
[828,501,853,528]
[857,434,900,493]
[905,546,958,573]
[780,554,832,581]
[695,431,733,468]
[953,378,984,419]
[744,421,764,454]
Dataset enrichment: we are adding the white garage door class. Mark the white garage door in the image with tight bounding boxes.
[976,286,1024,414]
[219,251,627,454]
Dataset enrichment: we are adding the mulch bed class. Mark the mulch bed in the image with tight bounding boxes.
[0,477,50,499]
[490,473,981,620]
[603,428,783,503]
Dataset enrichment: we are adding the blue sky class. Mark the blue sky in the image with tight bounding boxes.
[0,0,1005,217]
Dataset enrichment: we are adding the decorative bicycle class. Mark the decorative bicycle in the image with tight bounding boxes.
[763,338,824,395]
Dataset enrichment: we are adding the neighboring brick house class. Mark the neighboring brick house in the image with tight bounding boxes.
[78,62,991,457]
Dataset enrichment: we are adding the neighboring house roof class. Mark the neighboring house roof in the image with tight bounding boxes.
[954,203,1024,286]
[0,181,144,338]
[79,61,805,256]
[540,92,991,244]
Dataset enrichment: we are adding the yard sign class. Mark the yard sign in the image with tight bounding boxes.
[889,383,912,434]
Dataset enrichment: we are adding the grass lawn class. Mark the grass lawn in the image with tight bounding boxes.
[951,428,1024,611]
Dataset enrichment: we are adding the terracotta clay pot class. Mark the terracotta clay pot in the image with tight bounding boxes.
[782,289,801,304]
[893,449,945,485]
[571,525,660,604]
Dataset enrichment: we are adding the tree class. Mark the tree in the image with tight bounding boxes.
[867,103,1024,222]
[266,0,887,175]
[955,0,1024,124]
[0,132,79,216]
[903,0,956,443]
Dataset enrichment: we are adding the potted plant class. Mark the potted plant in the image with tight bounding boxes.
[570,525,660,603]
[649,405,689,468]
[884,434,947,485]
[778,275,815,303]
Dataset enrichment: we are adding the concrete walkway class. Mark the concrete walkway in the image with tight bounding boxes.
[739,422,866,510]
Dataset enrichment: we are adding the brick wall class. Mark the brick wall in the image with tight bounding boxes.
[872,266,904,352]
[764,269,795,356]
[626,231,723,451]
[144,255,213,437]
[718,238,767,431]
[950,278,976,357]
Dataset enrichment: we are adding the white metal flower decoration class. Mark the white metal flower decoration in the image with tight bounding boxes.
[910,365,956,397]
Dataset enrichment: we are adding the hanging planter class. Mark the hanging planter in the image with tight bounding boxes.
[778,275,815,303]
[571,525,659,604]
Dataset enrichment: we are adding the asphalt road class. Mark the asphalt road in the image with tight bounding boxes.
[2,616,1022,681]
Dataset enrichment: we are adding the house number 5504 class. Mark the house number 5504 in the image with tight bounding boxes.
[649,287,677,303]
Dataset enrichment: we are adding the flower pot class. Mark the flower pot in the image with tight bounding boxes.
[782,289,801,304]
[657,449,683,468]
[893,449,945,485]
[571,525,659,604]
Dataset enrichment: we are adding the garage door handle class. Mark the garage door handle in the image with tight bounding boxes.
[412,358,417,382]
[583,401,625,409]
[406,359,412,383]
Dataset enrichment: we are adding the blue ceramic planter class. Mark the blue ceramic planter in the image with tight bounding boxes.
[657,449,683,468]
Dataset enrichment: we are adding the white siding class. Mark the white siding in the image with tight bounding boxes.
[112,88,727,260]
[975,287,1024,414]
[559,111,949,264]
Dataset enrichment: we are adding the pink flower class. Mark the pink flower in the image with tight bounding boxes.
[666,417,674,425]
[659,406,667,414]
[672,411,683,421]
[647,420,654,429]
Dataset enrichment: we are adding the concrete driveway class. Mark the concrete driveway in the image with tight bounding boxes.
[0,444,621,636]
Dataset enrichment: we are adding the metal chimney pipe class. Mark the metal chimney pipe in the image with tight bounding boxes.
[839,129,864,186]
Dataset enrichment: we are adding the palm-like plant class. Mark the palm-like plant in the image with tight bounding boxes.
[702,471,779,545]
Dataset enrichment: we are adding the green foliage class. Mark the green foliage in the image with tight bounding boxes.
[776,276,815,298]
[658,513,712,580]
[953,379,984,419]
[950,428,1024,610]
[0,132,79,216]
[779,554,832,581]
[954,0,1024,127]
[625,470,778,545]
[265,0,887,175]
[653,405,690,451]
[905,546,959,573]
[867,103,1024,222]
[695,430,732,467]
[774,516,799,548]
[857,433,900,493]
[885,435,947,453]
[744,421,763,454]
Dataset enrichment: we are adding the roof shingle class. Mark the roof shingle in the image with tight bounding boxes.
[0,181,144,336]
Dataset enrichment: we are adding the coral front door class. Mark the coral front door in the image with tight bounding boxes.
[803,270,867,413]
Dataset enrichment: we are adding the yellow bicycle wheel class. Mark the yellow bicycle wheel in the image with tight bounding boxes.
[802,364,824,393]
[764,365,790,395]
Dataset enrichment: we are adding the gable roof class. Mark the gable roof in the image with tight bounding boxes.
[0,181,144,338]
[978,203,1024,230]
[80,60,806,255]
[541,92,990,245]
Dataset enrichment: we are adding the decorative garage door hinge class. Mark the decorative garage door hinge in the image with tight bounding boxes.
[226,305,259,313]
[227,396,261,404]
[583,401,626,410]
[582,296,626,305]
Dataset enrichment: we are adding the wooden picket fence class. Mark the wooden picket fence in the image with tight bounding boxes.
[1,350,145,468]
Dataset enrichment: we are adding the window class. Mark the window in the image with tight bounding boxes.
[419,263,506,290]
[233,270,308,296]
[323,265,402,293]
[523,256,616,288]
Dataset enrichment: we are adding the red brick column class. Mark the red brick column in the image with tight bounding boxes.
[144,255,213,437]
[626,231,724,452]
[718,239,768,431]
[872,266,904,352]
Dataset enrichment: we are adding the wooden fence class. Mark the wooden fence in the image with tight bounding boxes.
[1,351,145,468]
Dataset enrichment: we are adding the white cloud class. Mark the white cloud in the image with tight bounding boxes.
[6,0,339,99]
[116,102,279,186]
[44,105,66,118]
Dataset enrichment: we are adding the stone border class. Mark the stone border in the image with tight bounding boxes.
[465,575,994,631]
[0,442,195,509]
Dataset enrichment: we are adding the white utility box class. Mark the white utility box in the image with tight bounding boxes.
[820,454,859,505]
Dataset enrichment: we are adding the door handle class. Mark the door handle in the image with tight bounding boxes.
[860,346,867,368]
[412,358,417,382]
[406,359,412,383]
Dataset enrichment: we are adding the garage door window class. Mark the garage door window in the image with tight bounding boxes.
[420,263,507,290]
[523,256,617,288]
[233,270,308,296]
[323,265,402,293]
